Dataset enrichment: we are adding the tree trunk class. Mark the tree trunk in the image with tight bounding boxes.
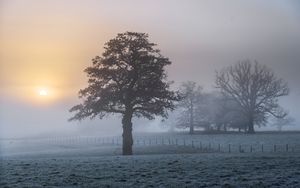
[247,116,255,134]
[122,111,133,155]
[189,103,194,134]
[189,123,194,134]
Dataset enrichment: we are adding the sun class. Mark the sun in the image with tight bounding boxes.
[34,86,57,104]
[39,89,48,96]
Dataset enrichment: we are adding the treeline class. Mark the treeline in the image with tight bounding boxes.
[165,60,292,134]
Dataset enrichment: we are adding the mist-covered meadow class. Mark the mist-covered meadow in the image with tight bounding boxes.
[1,132,300,187]
[1,0,300,187]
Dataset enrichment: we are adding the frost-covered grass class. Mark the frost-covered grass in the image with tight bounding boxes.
[1,132,300,187]
[1,152,300,187]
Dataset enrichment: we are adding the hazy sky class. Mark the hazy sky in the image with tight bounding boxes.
[1,0,300,138]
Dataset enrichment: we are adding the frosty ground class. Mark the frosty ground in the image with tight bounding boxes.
[1,133,300,187]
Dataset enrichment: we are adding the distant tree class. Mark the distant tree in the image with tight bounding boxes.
[216,60,289,133]
[69,32,179,155]
[199,92,247,132]
[218,97,248,132]
[176,81,202,134]
[159,111,179,132]
[272,116,295,131]
[203,93,233,132]
[193,92,216,131]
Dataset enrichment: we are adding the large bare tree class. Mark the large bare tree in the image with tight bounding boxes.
[69,32,179,155]
[216,60,289,133]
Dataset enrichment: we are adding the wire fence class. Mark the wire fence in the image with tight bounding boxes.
[2,136,299,154]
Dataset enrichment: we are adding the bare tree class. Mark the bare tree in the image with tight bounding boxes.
[69,32,179,155]
[272,116,295,131]
[216,60,289,133]
[176,81,202,134]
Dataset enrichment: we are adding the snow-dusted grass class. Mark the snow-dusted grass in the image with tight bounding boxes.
[1,132,300,187]
[1,152,300,187]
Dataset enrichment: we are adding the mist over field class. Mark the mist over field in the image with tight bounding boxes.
[1,1,300,187]
[1,0,300,139]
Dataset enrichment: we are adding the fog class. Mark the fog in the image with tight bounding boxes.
[1,0,300,139]
[0,96,166,138]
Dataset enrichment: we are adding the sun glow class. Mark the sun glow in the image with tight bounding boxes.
[36,87,52,99]
[39,89,48,96]
[34,86,56,104]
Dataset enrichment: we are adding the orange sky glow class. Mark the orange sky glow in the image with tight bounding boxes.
[1,0,300,137]
[0,1,118,104]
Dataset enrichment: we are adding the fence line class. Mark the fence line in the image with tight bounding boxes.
[1,136,299,154]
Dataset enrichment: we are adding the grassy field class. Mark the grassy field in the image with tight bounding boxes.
[1,132,300,187]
